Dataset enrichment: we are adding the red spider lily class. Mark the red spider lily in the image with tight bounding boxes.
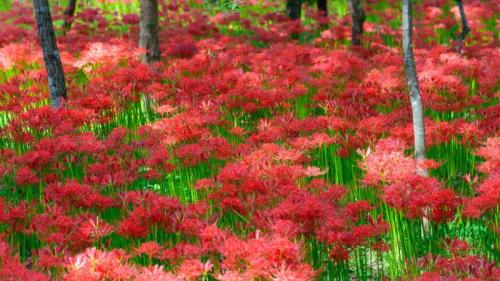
[177,259,213,280]
[329,244,350,262]
[198,224,228,253]
[463,137,500,218]
[64,248,137,281]
[77,217,114,242]
[194,178,214,190]
[216,233,314,279]
[44,181,114,210]
[15,166,39,186]
[121,14,139,25]
[175,136,234,166]
[0,1,498,279]
[359,137,417,185]
[417,239,500,280]
[29,205,86,247]
[476,137,500,175]
[2,201,29,232]
[133,241,162,258]
[0,238,50,281]
[135,265,181,281]
[167,39,199,59]
[119,207,150,239]
[269,263,315,281]
[384,176,459,222]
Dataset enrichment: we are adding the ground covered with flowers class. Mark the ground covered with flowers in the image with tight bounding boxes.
[0,0,498,280]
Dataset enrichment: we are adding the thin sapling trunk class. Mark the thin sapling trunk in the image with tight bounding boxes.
[63,0,77,33]
[139,0,161,63]
[348,0,365,46]
[456,0,470,52]
[286,0,302,20]
[33,0,67,108]
[402,0,429,233]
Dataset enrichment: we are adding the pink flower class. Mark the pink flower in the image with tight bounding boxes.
[177,259,213,280]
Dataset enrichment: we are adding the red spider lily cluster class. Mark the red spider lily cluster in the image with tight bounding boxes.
[416,239,500,281]
[0,0,498,280]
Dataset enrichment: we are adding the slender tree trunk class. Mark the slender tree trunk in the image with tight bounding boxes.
[33,0,67,108]
[317,0,328,28]
[402,0,429,233]
[317,0,327,17]
[402,0,426,173]
[63,0,77,33]
[286,0,302,20]
[139,0,160,63]
[456,0,470,52]
[348,0,365,46]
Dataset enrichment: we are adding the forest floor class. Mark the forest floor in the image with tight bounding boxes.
[0,0,498,280]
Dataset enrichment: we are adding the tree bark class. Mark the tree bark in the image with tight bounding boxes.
[402,0,426,171]
[63,0,77,33]
[317,0,327,17]
[348,0,365,46]
[33,0,67,108]
[456,0,470,52]
[316,0,328,28]
[286,0,302,21]
[139,0,160,63]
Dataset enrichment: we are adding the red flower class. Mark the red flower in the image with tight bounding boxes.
[133,241,162,258]
[15,166,38,186]
[122,14,139,25]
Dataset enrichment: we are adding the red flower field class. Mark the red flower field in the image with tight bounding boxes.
[0,0,498,280]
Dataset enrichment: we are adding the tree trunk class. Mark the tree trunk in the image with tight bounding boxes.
[317,0,327,17]
[402,0,429,233]
[33,0,67,108]
[402,0,426,172]
[139,0,160,63]
[63,0,77,33]
[456,0,470,52]
[317,0,328,28]
[286,0,302,20]
[348,0,365,46]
